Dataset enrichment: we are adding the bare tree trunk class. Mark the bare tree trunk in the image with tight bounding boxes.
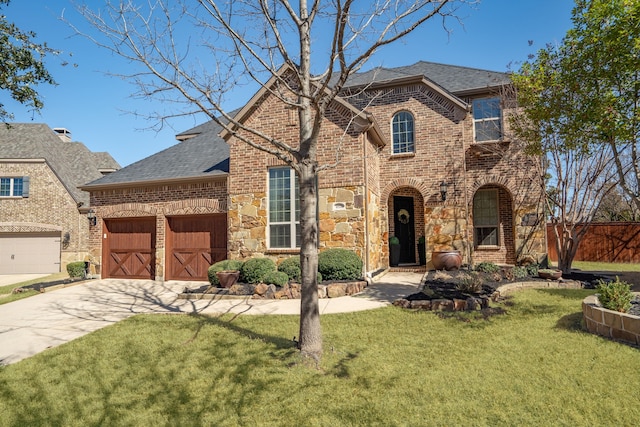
[297,162,321,360]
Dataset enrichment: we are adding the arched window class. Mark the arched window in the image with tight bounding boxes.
[392,111,415,154]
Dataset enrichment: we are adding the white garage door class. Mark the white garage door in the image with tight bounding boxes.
[0,233,61,274]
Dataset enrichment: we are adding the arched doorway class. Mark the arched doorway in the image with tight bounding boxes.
[388,187,425,265]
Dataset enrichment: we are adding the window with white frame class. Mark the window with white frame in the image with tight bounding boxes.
[268,167,300,249]
[392,111,415,154]
[0,177,26,197]
[473,189,499,246]
[472,97,502,142]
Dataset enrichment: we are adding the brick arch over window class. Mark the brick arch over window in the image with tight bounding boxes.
[467,175,515,203]
[102,203,158,218]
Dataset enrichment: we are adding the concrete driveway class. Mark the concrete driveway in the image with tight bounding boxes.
[0,273,421,365]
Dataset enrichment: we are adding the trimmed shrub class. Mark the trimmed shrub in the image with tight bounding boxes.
[241,258,277,284]
[512,266,529,279]
[455,272,484,294]
[67,261,86,278]
[263,271,289,287]
[277,256,325,283]
[318,248,362,281]
[278,257,302,282]
[207,259,244,286]
[476,262,500,274]
[597,277,633,313]
[526,264,539,277]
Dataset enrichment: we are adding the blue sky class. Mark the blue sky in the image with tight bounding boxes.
[4,0,575,166]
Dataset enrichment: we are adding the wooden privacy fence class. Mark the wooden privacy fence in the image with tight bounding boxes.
[546,223,640,263]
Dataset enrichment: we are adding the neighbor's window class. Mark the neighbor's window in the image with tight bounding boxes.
[268,167,300,249]
[392,111,415,154]
[0,177,24,197]
[473,97,502,142]
[473,189,499,246]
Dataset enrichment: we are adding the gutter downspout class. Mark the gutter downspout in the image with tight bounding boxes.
[362,132,371,279]
[462,112,472,269]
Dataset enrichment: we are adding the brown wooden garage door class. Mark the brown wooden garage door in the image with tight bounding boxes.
[166,214,227,281]
[103,218,156,280]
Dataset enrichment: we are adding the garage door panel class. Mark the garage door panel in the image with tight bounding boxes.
[166,215,227,281]
[104,218,156,280]
[0,233,60,274]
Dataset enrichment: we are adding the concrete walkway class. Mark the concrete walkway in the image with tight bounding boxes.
[0,271,422,365]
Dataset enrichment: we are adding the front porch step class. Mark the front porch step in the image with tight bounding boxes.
[389,265,427,273]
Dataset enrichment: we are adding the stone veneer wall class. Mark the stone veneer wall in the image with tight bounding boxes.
[228,185,367,262]
[89,179,227,280]
[582,294,640,345]
[0,160,89,271]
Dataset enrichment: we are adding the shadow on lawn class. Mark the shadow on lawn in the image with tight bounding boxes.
[555,312,585,332]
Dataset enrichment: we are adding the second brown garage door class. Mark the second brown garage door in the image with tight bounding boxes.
[166,214,227,281]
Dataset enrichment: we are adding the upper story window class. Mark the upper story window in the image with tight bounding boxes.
[268,167,300,249]
[473,97,502,142]
[392,111,415,154]
[0,177,28,197]
[473,188,499,247]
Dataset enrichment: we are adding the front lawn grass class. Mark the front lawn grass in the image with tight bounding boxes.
[569,260,640,272]
[0,272,69,305]
[1,289,639,425]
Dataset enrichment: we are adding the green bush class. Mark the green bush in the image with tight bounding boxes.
[207,259,244,286]
[389,236,400,245]
[263,271,289,287]
[66,261,86,278]
[512,266,529,279]
[278,257,302,282]
[526,264,539,277]
[241,258,277,284]
[455,272,484,294]
[476,262,500,274]
[318,248,362,281]
[596,277,633,313]
[277,256,324,283]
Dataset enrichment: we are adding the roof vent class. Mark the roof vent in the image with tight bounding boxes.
[53,128,72,142]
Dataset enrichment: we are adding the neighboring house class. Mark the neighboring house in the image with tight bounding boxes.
[82,61,546,282]
[0,123,120,274]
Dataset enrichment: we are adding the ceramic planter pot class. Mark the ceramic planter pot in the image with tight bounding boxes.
[431,250,462,271]
[538,269,562,280]
[216,270,240,288]
[389,244,401,267]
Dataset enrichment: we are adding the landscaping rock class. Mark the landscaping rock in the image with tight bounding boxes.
[410,300,432,310]
[254,283,269,296]
[327,284,347,298]
[393,298,411,308]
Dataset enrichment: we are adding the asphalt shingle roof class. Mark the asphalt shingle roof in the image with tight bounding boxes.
[343,60,510,94]
[82,61,508,188]
[0,123,120,205]
[84,121,229,187]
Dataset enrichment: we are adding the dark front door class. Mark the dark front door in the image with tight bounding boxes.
[393,196,415,264]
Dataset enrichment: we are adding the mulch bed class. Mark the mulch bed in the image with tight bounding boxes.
[17,277,91,293]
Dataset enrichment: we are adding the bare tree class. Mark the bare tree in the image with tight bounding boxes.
[543,138,617,273]
[71,0,473,361]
